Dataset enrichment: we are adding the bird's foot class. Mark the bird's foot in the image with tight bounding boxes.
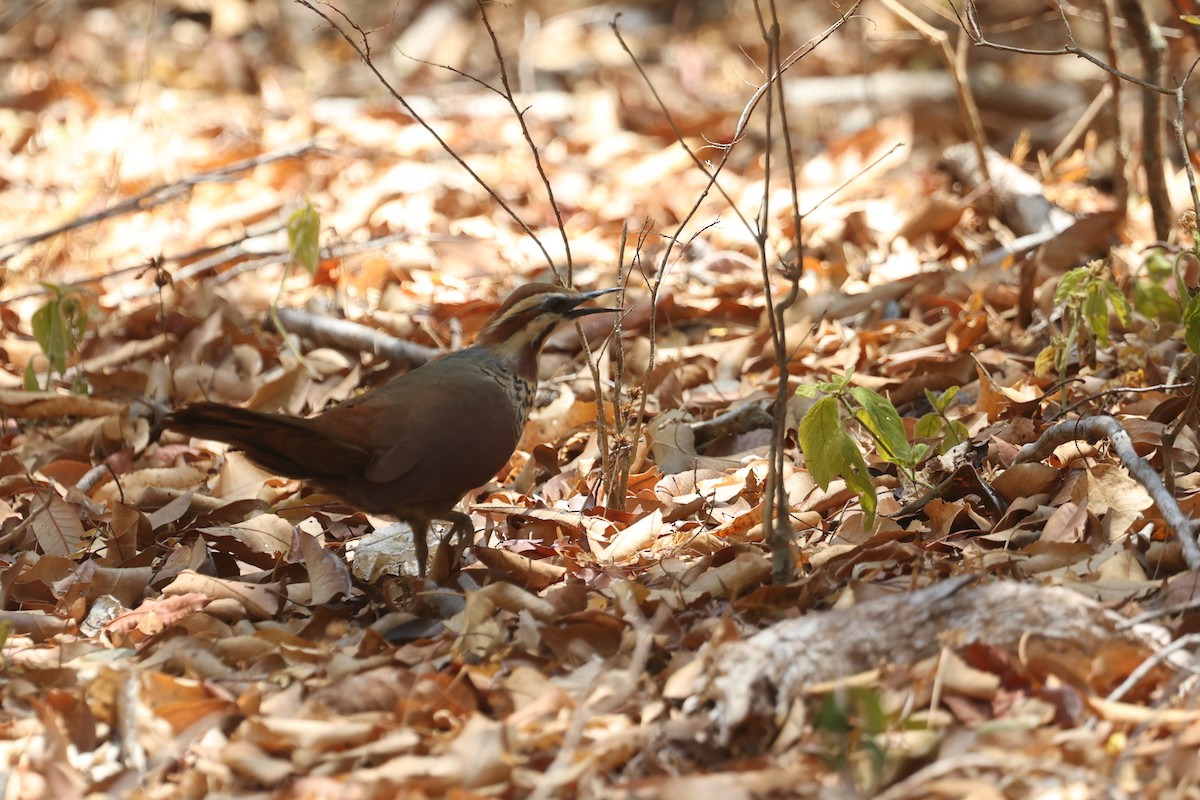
[427,511,476,583]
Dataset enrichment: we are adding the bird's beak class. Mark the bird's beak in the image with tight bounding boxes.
[567,286,622,318]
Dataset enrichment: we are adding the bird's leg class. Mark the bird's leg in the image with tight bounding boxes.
[410,518,430,578]
[437,510,476,575]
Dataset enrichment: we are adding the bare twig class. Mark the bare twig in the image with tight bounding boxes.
[610,1,864,255]
[586,225,626,504]
[1107,633,1200,702]
[884,0,992,207]
[591,223,644,508]
[292,0,559,273]
[1048,83,1112,165]
[1171,58,1200,222]
[1160,358,1200,497]
[755,0,807,584]
[956,0,1177,95]
[615,225,663,505]
[612,4,861,580]
[800,142,906,218]
[954,0,1192,239]
[0,143,320,264]
[1117,0,1171,239]
[476,1,571,283]
[1099,0,1129,210]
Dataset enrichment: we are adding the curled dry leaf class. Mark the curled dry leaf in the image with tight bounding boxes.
[159,570,281,619]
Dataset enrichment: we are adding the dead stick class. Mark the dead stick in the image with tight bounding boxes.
[1014,415,1200,570]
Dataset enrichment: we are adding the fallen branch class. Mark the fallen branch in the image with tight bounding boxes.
[274,307,438,370]
[690,398,774,451]
[688,577,1173,744]
[1014,415,1200,570]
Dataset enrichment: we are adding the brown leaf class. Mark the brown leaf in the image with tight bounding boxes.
[30,494,85,558]
[160,571,281,619]
[297,530,351,605]
[105,593,211,636]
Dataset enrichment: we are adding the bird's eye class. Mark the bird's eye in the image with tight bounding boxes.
[545,294,575,313]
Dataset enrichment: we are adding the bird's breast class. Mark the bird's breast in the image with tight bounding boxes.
[468,356,534,432]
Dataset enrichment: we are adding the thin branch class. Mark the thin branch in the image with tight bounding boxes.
[1171,57,1200,221]
[273,306,438,369]
[1099,0,1129,210]
[610,0,864,254]
[0,143,320,263]
[1106,633,1200,702]
[292,0,558,273]
[883,0,991,207]
[609,19,752,238]
[751,0,794,584]
[954,0,1178,96]
[800,142,906,218]
[476,1,571,283]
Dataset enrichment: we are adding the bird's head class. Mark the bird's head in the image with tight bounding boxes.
[474,283,620,372]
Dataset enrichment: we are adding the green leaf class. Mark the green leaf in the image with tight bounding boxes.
[287,199,321,275]
[798,396,845,489]
[1143,250,1174,280]
[1185,293,1200,354]
[839,435,877,521]
[814,372,852,396]
[1034,342,1059,377]
[799,396,878,523]
[1055,267,1090,304]
[1103,280,1132,327]
[854,686,889,734]
[796,384,820,399]
[925,385,958,413]
[31,291,86,376]
[815,692,852,735]
[22,360,38,391]
[850,386,914,466]
[914,413,942,440]
[1083,283,1109,344]
[1133,281,1182,323]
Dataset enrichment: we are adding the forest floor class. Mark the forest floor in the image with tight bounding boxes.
[2,1,1200,797]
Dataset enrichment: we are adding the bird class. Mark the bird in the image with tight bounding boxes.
[162,283,619,578]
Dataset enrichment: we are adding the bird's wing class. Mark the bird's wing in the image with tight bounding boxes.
[356,368,521,504]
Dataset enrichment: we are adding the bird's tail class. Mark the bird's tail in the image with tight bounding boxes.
[163,402,368,478]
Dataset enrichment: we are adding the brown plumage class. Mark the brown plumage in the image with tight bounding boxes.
[163,283,618,577]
